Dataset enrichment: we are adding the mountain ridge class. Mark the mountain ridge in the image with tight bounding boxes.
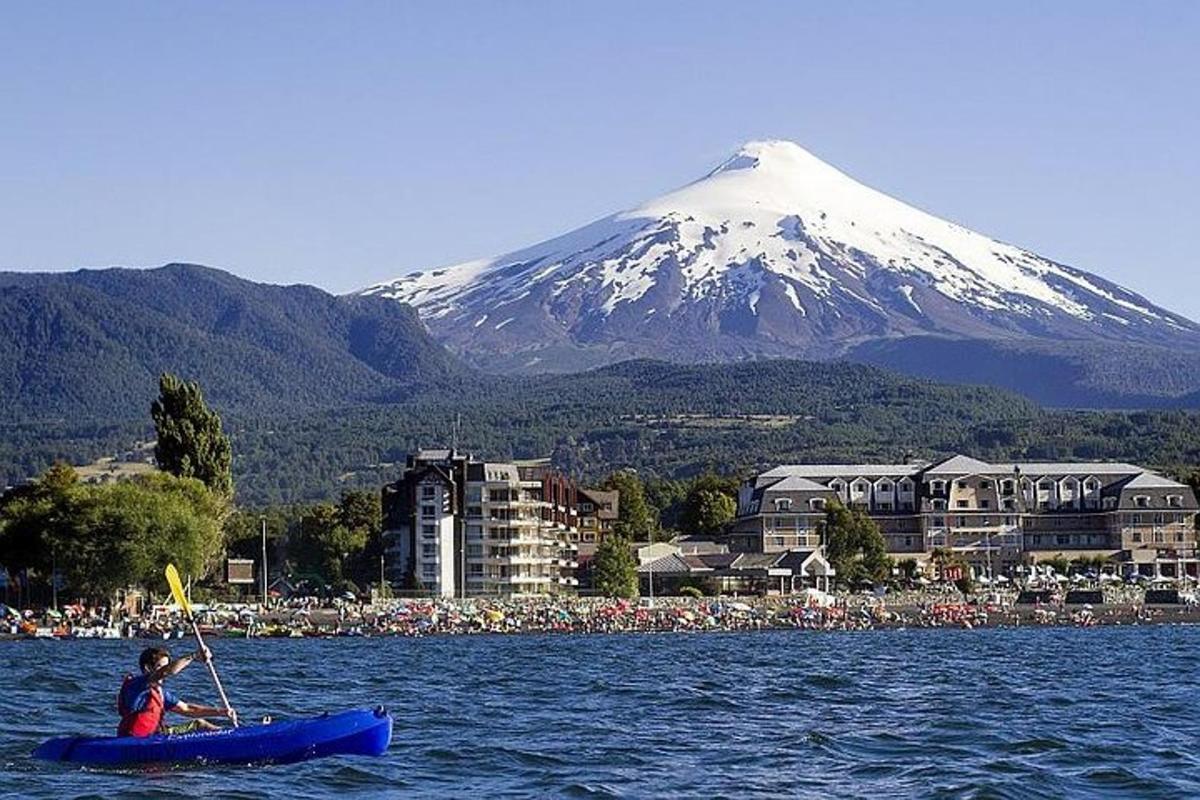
[0,263,467,422]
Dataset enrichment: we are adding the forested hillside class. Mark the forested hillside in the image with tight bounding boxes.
[0,263,465,422]
[225,361,1200,504]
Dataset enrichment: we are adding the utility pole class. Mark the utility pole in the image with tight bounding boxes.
[648,551,654,606]
[260,516,268,608]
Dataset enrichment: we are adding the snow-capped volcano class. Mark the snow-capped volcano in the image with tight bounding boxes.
[363,140,1200,376]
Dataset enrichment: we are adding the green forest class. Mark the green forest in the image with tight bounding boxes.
[7,358,1200,506]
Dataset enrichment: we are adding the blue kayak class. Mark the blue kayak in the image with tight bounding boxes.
[32,707,392,767]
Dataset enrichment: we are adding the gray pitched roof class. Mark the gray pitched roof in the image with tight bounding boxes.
[760,464,922,479]
[1120,473,1187,489]
[923,454,997,476]
[766,475,835,493]
[636,553,695,575]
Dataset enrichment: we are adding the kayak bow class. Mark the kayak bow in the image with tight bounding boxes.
[32,707,392,767]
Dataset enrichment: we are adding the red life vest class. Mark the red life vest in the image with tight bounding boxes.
[116,674,165,737]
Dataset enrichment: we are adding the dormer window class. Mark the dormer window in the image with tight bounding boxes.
[878,481,893,492]
[1134,496,1150,508]
[979,480,992,490]
[774,498,792,512]
[1001,480,1015,494]
[1168,496,1183,508]
[931,480,946,493]
[810,498,826,511]
[956,480,968,489]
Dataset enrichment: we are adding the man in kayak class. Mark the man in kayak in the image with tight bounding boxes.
[117,646,238,736]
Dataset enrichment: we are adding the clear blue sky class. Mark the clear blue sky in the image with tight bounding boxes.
[2,2,1198,317]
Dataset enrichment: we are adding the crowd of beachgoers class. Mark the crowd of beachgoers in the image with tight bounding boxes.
[4,584,1200,640]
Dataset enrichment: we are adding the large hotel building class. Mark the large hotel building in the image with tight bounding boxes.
[731,454,1199,578]
[382,450,581,597]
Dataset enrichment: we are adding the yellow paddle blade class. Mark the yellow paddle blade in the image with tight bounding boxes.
[165,563,191,616]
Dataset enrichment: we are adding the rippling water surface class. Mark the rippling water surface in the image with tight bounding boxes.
[4,626,1200,798]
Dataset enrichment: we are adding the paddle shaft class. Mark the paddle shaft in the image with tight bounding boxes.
[186,616,238,727]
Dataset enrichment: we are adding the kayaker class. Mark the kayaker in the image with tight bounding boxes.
[117,646,238,736]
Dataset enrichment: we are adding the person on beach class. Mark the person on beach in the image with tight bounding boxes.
[117,646,237,737]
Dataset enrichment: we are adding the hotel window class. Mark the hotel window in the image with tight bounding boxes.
[421,504,436,517]
[422,524,436,537]
[421,485,437,499]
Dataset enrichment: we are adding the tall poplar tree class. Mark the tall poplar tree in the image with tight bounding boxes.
[151,373,234,500]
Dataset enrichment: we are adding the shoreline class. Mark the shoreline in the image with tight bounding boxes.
[6,599,1200,641]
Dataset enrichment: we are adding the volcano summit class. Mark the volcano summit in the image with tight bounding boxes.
[364,141,1200,405]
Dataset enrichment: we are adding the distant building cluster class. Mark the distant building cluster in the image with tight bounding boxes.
[381,450,1200,598]
[732,454,1200,579]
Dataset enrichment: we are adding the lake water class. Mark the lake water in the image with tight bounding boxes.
[4,626,1200,798]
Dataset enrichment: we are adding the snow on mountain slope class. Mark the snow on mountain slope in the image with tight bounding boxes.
[363,140,1200,373]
